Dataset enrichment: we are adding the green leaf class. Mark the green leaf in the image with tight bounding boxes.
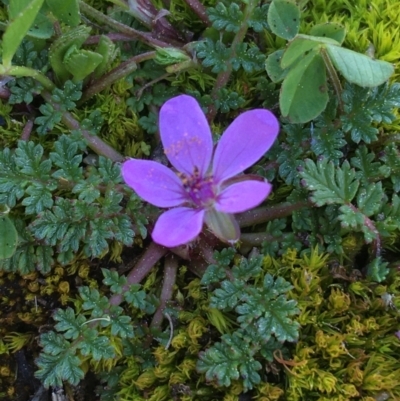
[325,45,394,87]
[366,257,389,283]
[356,183,384,216]
[215,89,245,112]
[39,331,70,355]
[248,4,269,32]
[308,23,346,44]
[63,47,103,82]
[51,80,82,110]
[0,215,18,260]
[351,146,390,184]
[49,25,91,82]
[196,39,230,73]
[124,284,148,310]
[207,2,243,33]
[79,286,110,318]
[232,256,263,282]
[35,103,63,135]
[210,279,246,310]
[50,135,83,180]
[109,307,134,338]
[300,159,359,206]
[35,348,84,387]
[280,49,329,123]
[35,245,54,274]
[265,49,288,83]
[21,183,54,214]
[2,0,45,67]
[197,332,262,390]
[46,0,80,26]
[281,37,320,69]
[93,35,118,78]
[78,329,115,360]
[236,275,299,342]
[232,43,265,73]
[267,0,300,40]
[102,268,127,294]
[338,205,377,243]
[53,307,86,340]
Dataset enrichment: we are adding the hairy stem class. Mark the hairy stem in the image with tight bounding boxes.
[79,1,170,48]
[110,242,168,306]
[20,119,34,141]
[80,51,156,103]
[150,255,178,330]
[206,0,258,122]
[236,201,310,228]
[41,91,124,162]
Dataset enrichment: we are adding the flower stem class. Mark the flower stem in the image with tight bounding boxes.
[236,201,310,228]
[150,255,178,330]
[20,119,34,141]
[79,1,171,48]
[41,91,125,162]
[109,242,168,306]
[206,0,258,122]
[80,51,156,103]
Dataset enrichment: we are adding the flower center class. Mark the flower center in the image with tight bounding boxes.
[178,167,216,208]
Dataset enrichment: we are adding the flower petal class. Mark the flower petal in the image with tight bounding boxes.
[122,159,186,207]
[212,109,279,182]
[152,207,205,247]
[204,209,240,244]
[215,180,272,213]
[159,95,213,176]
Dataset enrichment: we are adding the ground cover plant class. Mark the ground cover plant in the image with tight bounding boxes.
[0,0,400,400]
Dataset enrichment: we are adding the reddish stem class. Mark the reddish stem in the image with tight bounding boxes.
[150,255,178,330]
[80,51,156,103]
[109,242,168,306]
[20,119,34,141]
[182,0,210,26]
[236,201,310,228]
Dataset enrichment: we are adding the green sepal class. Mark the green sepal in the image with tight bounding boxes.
[267,0,300,40]
[46,0,80,27]
[49,25,91,83]
[204,209,240,245]
[2,0,45,67]
[325,44,394,87]
[63,46,103,82]
[280,49,329,123]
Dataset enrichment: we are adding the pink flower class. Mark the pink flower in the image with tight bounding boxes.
[122,95,279,247]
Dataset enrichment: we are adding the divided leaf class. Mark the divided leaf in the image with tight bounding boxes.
[300,159,359,206]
